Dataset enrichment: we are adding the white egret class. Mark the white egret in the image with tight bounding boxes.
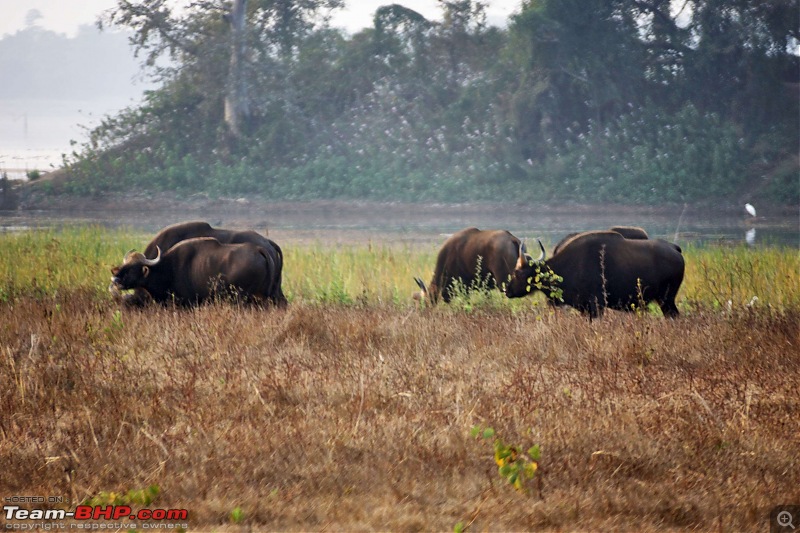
[745,203,756,217]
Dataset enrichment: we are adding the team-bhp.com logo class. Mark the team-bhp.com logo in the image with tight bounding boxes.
[3,505,188,529]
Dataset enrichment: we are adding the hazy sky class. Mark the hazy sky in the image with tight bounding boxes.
[0,0,521,38]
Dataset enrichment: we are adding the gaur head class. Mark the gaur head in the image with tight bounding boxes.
[504,240,553,298]
[110,247,161,292]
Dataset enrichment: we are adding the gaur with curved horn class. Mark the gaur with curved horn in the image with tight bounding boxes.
[506,231,685,320]
[110,237,284,307]
[113,221,286,307]
[123,246,161,267]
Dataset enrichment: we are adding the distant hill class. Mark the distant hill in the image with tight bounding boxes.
[0,24,152,101]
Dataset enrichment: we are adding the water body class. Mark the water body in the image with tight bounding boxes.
[0,201,796,249]
[0,97,144,179]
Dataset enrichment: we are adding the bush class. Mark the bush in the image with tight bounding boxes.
[526,104,749,204]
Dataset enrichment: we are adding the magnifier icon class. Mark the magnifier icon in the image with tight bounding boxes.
[778,510,796,529]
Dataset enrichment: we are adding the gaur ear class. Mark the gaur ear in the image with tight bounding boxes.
[111,267,120,275]
[143,266,150,278]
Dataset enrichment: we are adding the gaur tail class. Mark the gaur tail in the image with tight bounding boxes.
[413,277,430,302]
[258,248,288,307]
[414,277,427,294]
[269,241,288,306]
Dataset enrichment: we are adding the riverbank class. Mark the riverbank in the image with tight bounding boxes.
[2,186,798,248]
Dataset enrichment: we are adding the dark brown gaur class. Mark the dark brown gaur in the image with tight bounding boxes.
[506,231,685,320]
[113,221,286,307]
[110,237,285,307]
[414,227,539,304]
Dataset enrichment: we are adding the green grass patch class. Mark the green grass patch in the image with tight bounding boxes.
[683,244,800,312]
[0,227,797,313]
[0,227,150,301]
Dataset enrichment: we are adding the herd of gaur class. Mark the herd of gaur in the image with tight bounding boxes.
[110,221,685,319]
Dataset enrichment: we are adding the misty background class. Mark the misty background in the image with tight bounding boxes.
[0,10,153,176]
[0,1,514,178]
[1,1,797,209]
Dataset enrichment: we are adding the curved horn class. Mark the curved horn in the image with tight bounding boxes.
[535,239,546,262]
[123,249,137,263]
[142,246,161,266]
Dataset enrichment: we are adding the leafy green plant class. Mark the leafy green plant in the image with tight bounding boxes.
[107,309,124,333]
[523,260,564,303]
[317,277,354,305]
[532,104,751,204]
[82,484,160,507]
[229,506,245,524]
[471,426,541,494]
[445,257,508,312]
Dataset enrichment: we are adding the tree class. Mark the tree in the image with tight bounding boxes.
[66,0,796,203]
[683,0,799,131]
[103,0,343,146]
[504,0,648,159]
[436,0,488,87]
[225,0,249,139]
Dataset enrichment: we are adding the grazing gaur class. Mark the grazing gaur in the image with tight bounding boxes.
[414,227,535,304]
[110,237,285,307]
[505,231,685,319]
[115,221,286,307]
[552,226,649,256]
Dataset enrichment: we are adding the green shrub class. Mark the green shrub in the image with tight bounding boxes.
[529,104,748,204]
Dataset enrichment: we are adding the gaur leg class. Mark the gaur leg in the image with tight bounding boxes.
[659,284,681,318]
[587,297,603,321]
[660,299,679,318]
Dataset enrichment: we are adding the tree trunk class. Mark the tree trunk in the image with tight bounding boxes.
[224,0,249,139]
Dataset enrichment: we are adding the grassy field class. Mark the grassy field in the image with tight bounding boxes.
[1,227,798,531]
[1,226,798,310]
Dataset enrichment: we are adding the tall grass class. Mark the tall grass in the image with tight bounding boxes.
[0,227,797,312]
[284,244,433,305]
[0,227,141,301]
[1,297,798,531]
[683,244,800,312]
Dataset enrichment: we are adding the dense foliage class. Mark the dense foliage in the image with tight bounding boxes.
[61,0,799,204]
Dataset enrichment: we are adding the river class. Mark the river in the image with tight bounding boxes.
[0,199,796,249]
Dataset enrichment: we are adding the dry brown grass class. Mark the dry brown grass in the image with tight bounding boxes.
[1,291,798,532]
